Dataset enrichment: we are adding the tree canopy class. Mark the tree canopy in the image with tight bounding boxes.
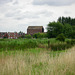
[47,22,63,38]
[47,16,75,39]
[58,16,75,26]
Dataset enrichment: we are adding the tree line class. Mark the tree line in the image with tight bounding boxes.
[47,16,75,39]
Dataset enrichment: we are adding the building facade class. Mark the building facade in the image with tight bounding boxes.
[0,32,7,38]
[8,32,18,39]
[27,26,44,35]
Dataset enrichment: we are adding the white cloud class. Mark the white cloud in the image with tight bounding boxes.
[33,0,75,6]
[0,0,75,33]
[0,0,12,5]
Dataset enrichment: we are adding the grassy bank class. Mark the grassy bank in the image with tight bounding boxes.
[0,46,75,75]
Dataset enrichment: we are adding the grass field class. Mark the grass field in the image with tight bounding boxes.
[0,38,75,75]
[0,46,75,75]
[0,38,71,51]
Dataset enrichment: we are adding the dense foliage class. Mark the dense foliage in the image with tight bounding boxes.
[57,16,75,26]
[33,32,47,38]
[47,22,64,38]
[56,33,65,42]
[0,38,75,51]
[47,17,75,39]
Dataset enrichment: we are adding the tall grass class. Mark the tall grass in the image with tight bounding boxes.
[0,46,75,75]
[0,38,74,51]
[0,39,38,50]
[0,38,53,51]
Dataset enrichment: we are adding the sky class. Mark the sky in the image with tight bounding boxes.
[0,0,75,33]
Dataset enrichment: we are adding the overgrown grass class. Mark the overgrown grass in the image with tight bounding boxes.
[0,38,74,51]
[0,38,57,51]
[0,47,75,75]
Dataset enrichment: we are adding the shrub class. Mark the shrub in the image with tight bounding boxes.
[49,43,72,51]
[33,32,47,38]
[66,39,75,45]
[25,34,32,39]
[71,39,75,45]
[56,33,65,42]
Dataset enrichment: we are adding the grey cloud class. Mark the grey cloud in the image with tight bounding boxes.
[15,14,40,20]
[14,11,53,20]
[33,0,75,6]
[5,10,53,20]
[5,10,21,17]
[37,11,53,17]
[0,0,12,5]
[64,11,71,14]
[13,0,18,5]
[14,12,40,20]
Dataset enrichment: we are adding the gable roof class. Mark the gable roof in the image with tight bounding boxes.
[28,26,43,29]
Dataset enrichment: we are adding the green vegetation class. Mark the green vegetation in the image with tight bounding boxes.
[57,16,75,25]
[33,32,47,38]
[56,33,65,42]
[0,46,75,75]
[47,22,64,38]
[25,34,32,38]
[0,16,75,75]
[47,16,75,39]
[0,38,75,75]
[0,38,75,51]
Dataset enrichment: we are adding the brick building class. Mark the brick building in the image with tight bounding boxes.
[8,32,18,39]
[0,32,7,38]
[18,31,25,38]
[27,26,44,35]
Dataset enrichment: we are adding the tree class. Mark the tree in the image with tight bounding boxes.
[63,24,73,38]
[58,16,75,26]
[69,31,75,39]
[47,22,64,38]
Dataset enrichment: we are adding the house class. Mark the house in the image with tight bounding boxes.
[27,26,44,35]
[0,32,7,38]
[8,32,18,39]
[18,31,25,38]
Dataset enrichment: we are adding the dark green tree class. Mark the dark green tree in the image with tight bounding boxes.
[69,31,75,39]
[58,16,75,26]
[63,24,73,38]
[47,22,64,38]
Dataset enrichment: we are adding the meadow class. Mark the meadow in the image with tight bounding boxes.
[0,38,75,75]
[0,38,72,51]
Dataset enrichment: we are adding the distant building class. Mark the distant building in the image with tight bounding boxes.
[27,26,44,35]
[0,32,7,38]
[8,32,18,39]
[0,32,26,39]
[18,31,25,38]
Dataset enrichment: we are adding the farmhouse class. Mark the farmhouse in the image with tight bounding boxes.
[27,26,44,35]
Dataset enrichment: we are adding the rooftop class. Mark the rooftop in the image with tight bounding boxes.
[28,26,44,29]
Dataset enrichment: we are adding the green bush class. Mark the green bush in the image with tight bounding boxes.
[71,39,75,45]
[33,32,47,38]
[25,34,32,39]
[56,33,65,42]
[49,43,72,51]
[66,39,75,45]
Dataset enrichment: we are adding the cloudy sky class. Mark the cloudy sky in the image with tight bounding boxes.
[0,0,75,33]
